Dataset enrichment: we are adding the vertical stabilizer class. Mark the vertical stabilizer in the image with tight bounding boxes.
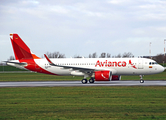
[10,34,40,60]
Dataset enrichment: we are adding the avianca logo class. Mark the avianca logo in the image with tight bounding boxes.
[95,60,137,69]
[129,60,137,69]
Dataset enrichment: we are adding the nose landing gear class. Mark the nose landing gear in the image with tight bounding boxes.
[140,75,144,83]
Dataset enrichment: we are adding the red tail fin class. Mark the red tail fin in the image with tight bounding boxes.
[10,34,40,60]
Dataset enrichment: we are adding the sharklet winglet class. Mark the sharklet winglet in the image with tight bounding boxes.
[44,54,54,65]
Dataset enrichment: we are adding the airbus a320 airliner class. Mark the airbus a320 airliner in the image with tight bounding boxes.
[7,34,165,84]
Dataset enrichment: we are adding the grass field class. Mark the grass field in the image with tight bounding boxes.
[0,86,166,120]
[0,71,166,82]
[0,66,27,71]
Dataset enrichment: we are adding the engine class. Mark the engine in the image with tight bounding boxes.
[94,70,121,81]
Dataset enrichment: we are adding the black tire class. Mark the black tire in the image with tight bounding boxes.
[140,79,144,83]
[81,79,87,84]
[89,78,95,83]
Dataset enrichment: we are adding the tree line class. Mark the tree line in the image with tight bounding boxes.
[6,51,166,64]
[45,51,134,58]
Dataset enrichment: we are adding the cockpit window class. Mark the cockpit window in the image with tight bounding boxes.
[154,62,158,64]
[149,62,158,65]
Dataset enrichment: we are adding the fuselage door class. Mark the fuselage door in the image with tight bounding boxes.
[138,60,143,69]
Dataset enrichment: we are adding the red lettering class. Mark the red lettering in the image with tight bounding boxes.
[100,62,104,67]
[122,61,126,67]
[112,62,117,67]
[118,61,121,67]
[95,60,101,67]
[105,60,107,67]
[108,62,112,67]
[95,60,127,67]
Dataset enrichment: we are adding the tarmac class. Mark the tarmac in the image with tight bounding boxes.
[0,80,166,87]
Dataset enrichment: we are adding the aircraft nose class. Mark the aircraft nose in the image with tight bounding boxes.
[159,65,165,73]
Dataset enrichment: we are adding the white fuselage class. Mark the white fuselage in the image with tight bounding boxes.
[30,58,164,76]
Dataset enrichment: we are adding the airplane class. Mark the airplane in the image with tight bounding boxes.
[6,33,165,84]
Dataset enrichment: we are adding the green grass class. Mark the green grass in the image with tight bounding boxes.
[0,71,166,82]
[0,66,27,71]
[122,71,166,80]
[0,87,166,120]
[0,73,83,81]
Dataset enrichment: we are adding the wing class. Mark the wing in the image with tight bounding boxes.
[44,54,95,73]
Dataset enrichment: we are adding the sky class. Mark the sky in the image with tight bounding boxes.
[1,0,166,61]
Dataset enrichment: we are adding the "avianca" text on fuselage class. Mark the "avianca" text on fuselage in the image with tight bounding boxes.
[95,60,127,67]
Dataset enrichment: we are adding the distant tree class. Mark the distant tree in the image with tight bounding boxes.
[46,52,65,58]
[8,56,15,60]
[99,52,111,58]
[115,53,122,58]
[58,53,66,58]
[89,52,97,58]
[107,53,111,58]
[92,52,98,58]
[153,54,164,63]
[122,52,134,58]
[89,54,92,58]
[73,55,82,58]
[99,52,106,58]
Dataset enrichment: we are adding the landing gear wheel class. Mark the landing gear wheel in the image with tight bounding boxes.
[89,78,95,83]
[139,75,144,83]
[140,79,144,83]
[81,79,87,84]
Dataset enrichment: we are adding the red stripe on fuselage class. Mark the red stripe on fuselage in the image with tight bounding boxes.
[19,59,59,75]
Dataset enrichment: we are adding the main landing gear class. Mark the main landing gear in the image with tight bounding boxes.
[140,75,144,83]
[81,78,95,84]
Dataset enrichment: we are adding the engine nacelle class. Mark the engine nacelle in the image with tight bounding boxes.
[94,71,121,81]
[95,71,112,81]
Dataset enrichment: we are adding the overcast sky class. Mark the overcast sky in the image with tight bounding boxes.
[1,0,166,61]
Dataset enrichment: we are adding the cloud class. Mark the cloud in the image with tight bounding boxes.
[108,0,132,5]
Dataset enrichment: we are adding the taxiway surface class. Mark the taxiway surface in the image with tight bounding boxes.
[0,81,166,87]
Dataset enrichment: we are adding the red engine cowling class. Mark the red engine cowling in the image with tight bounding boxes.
[95,71,111,81]
[95,71,121,81]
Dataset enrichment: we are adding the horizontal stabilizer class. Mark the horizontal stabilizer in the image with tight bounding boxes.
[5,61,27,66]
